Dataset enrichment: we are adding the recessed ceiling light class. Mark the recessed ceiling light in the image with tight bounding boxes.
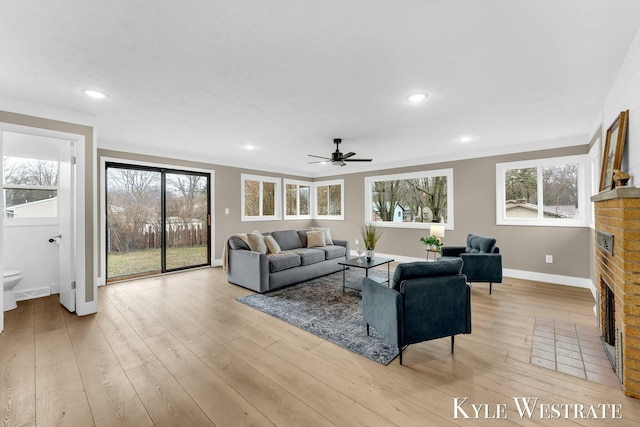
[82,89,107,99]
[406,93,427,103]
[460,136,472,143]
[245,144,255,150]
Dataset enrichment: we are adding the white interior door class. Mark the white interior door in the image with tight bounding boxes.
[58,140,75,312]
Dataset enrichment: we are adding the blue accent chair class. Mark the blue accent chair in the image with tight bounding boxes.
[441,233,503,294]
[361,258,471,365]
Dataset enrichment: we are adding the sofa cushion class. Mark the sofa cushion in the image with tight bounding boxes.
[228,234,249,250]
[465,234,496,253]
[310,227,334,245]
[272,230,303,251]
[268,253,301,272]
[296,248,325,265]
[264,235,281,254]
[317,245,346,260]
[247,231,268,254]
[307,230,326,247]
[391,258,463,291]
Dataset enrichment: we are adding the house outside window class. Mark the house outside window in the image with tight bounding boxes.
[314,179,343,220]
[284,179,311,219]
[496,155,589,227]
[3,156,58,219]
[364,169,454,229]
[241,174,281,221]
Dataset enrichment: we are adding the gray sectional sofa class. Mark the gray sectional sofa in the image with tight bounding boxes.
[225,229,349,293]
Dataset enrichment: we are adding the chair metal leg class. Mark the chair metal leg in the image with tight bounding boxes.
[451,335,455,353]
[366,324,370,336]
[489,282,492,295]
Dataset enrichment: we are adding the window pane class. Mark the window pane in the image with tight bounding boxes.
[543,164,578,219]
[244,180,260,216]
[262,182,275,216]
[505,167,538,218]
[317,186,328,215]
[4,189,57,218]
[370,176,447,223]
[286,184,297,215]
[165,173,209,270]
[299,185,310,215]
[3,157,58,186]
[328,184,341,215]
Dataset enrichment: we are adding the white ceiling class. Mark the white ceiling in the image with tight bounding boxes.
[2,1,639,177]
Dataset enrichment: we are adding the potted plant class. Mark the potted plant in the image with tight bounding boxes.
[420,235,442,251]
[361,223,383,261]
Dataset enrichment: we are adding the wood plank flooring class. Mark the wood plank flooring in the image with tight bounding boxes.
[2,267,640,426]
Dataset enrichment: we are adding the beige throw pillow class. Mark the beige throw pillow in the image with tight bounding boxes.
[247,231,268,254]
[310,227,333,245]
[264,235,281,254]
[306,230,326,247]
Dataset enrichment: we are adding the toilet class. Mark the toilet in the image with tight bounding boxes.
[3,270,22,311]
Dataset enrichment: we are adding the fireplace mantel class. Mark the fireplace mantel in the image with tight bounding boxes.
[592,186,640,398]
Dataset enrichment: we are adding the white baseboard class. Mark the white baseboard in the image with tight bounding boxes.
[14,286,51,301]
[503,268,596,299]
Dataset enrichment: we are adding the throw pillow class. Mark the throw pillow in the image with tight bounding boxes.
[306,230,326,247]
[247,231,268,254]
[310,227,334,245]
[264,235,281,254]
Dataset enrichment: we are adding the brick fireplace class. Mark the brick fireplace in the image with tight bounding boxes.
[592,187,640,398]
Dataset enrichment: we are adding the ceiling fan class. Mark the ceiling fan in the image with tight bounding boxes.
[308,138,373,166]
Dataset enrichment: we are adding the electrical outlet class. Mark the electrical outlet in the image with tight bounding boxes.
[225,208,230,215]
[545,255,553,264]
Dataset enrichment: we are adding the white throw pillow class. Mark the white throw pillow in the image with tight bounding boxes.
[264,235,281,254]
[247,231,268,254]
[307,230,326,248]
[310,227,333,245]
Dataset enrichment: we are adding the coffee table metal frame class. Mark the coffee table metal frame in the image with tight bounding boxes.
[338,256,394,293]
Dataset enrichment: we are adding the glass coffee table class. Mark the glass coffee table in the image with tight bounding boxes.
[338,256,394,293]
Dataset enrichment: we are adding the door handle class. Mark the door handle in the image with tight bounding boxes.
[49,234,62,243]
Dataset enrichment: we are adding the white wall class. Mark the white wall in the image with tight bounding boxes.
[3,224,60,299]
[603,27,640,184]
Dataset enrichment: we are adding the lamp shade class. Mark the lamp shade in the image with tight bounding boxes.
[430,224,445,238]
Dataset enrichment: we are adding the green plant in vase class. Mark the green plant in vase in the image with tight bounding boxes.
[420,235,442,251]
[361,224,383,261]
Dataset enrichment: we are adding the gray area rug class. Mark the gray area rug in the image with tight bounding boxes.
[237,269,399,365]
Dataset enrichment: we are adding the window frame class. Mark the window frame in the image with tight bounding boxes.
[313,179,344,220]
[496,154,589,227]
[283,179,312,220]
[364,168,454,230]
[241,173,281,222]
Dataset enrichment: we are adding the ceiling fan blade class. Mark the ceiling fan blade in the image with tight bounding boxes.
[308,160,329,164]
[344,158,372,162]
[342,152,356,159]
[308,154,331,160]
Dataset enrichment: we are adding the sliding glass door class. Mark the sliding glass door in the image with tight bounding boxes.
[106,163,210,282]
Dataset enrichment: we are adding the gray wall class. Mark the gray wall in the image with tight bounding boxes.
[102,143,592,280]
[316,145,591,279]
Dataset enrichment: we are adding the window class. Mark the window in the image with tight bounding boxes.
[241,174,281,221]
[3,156,59,219]
[496,155,589,227]
[284,179,311,219]
[314,179,344,220]
[364,169,454,229]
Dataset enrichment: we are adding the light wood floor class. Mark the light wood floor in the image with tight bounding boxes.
[2,267,640,426]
